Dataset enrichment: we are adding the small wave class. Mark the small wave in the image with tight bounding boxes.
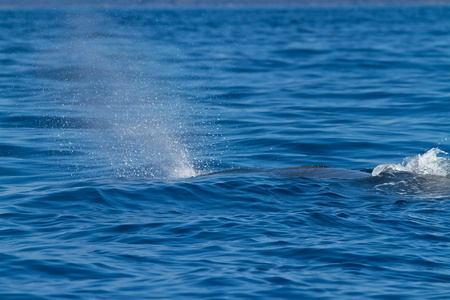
[372,148,450,177]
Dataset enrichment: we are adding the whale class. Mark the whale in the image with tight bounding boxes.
[205,165,371,179]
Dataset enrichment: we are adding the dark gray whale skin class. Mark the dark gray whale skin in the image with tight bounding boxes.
[205,166,371,179]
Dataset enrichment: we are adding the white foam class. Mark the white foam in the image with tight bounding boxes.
[166,147,198,179]
[372,148,450,177]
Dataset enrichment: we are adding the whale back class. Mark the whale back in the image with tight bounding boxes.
[205,166,370,179]
[267,166,370,179]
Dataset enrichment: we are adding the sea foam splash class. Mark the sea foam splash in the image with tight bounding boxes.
[372,148,450,177]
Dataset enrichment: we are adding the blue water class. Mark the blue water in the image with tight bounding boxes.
[2,6,450,299]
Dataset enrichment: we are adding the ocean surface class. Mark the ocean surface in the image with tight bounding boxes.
[1,5,450,299]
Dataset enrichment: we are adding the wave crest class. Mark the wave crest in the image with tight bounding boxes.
[372,148,450,177]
